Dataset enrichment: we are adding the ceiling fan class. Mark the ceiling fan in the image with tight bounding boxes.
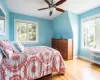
[38,0,67,16]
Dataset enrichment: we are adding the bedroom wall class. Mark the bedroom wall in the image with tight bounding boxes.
[52,11,73,39]
[68,11,79,57]
[79,6,100,59]
[0,0,10,40]
[0,9,4,16]
[1,0,99,58]
[51,11,79,57]
[9,12,54,47]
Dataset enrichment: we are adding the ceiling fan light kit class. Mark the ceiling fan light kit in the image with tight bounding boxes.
[38,0,67,16]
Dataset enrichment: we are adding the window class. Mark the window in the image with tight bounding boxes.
[0,16,5,34]
[81,14,100,51]
[15,20,38,43]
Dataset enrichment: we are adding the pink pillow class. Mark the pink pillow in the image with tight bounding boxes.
[0,40,14,58]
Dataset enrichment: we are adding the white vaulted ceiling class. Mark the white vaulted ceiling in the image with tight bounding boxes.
[6,0,100,20]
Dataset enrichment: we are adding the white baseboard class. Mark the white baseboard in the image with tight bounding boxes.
[73,56,79,59]
[75,56,100,65]
[75,56,90,62]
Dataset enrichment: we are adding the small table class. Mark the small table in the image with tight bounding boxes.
[90,50,100,65]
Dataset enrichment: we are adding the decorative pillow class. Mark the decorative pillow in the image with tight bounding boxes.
[11,42,21,52]
[0,52,3,64]
[16,43,25,52]
[0,46,6,57]
[0,40,14,58]
[0,48,3,58]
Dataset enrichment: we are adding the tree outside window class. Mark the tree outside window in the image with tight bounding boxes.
[82,16,100,50]
[15,20,38,43]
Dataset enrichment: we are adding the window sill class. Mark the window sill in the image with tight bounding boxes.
[81,48,100,53]
[16,41,38,44]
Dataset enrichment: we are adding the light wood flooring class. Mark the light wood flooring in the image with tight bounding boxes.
[38,58,100,80]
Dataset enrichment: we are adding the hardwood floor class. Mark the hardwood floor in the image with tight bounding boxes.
[38,58,100,80]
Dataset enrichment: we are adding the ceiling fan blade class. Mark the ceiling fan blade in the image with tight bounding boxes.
[44,0,51,5]
[38,7,49,11]
[56,7,65,12]
[54,0,66,6]
[49,11,53,16]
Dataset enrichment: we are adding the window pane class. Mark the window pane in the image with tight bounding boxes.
[82,16,100,50]
[17,22,27,42]
[27,24,36,41]
[0,20,4,32]
[96,18,100,49]
[83,20,96,48]
[16,21,37,42]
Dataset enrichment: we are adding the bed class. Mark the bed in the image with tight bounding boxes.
[0,40,66,80]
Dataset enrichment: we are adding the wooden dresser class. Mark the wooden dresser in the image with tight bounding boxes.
[52,39,73,60]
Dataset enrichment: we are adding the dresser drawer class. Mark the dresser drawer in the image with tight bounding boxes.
[52,39,59,50]
[60,52,68,60]
[59,40,68,51]
[52,39,73,60]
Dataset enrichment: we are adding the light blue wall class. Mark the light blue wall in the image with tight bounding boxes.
[0,0,54,47]
[52,11,79,56]
[68,11,79,56]
[9,12,54,47]
[79,6,100,59]
[0,0,10,40]
[52,11,73,39]
[0,9,4,16]
[1,0,99,58]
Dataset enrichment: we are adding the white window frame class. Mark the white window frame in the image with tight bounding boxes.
[81,14,100,52]
[14,19,38,44]
[0,16,5,33]
[0,4,6,36]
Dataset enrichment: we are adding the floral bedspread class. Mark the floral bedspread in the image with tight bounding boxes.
[0,46,66,80]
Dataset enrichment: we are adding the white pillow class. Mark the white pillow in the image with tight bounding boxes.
[16,43,25,52]
[5,49,13,58]
[0,53,2,63]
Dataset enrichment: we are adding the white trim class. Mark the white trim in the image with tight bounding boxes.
[74,55,100,65]
[78,55,100,65]
[81,48,100,53]
[78,56,90,62]
[14,19,38,44]
[81,14,100,50]
[73,56,79,59]
[0,4,6,36]
[81,19,84,48]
